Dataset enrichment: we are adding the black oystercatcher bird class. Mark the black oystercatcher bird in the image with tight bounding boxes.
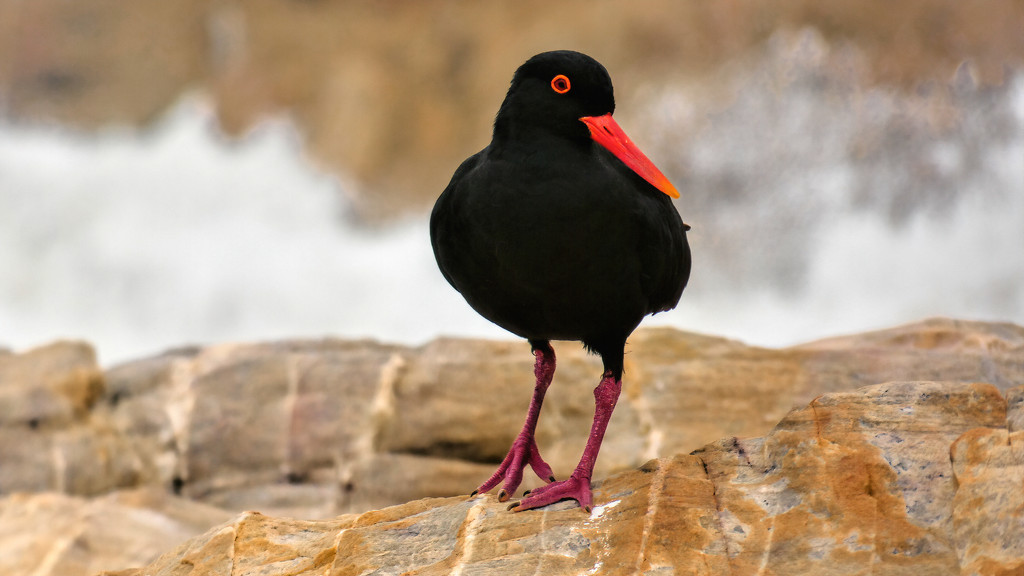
[430,50,691,512]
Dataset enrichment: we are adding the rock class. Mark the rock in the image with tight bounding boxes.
[697,381,1005,574]
[951,427,1024,575]
[0,319,1020,574]
[0,488,232,576]
[0,340,103,428]
[103,381,1024,576]
[2,318,1023,521]
[180,340,406,519]
[621,318,1024,474]
[172,318,1024,518]
[0,341,149,496]
[0,342,165,495]
[791,318,1024,391]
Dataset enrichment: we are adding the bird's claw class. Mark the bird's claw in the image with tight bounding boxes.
[507,474,592,513]
[473,433,555,500]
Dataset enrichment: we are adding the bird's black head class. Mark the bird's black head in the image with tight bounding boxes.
[493,50,616,142]
[488,50,680,198]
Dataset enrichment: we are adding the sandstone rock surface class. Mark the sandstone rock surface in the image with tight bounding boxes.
[0,488,231,576]
[103,380,1024,576]
[3,319,1022,523]
[1,319,1023,574]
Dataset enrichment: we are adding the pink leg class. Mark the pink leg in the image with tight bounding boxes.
[509,370,621,513]
[472,342,557,501]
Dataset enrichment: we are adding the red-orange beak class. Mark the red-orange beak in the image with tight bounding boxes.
[580,113,679,199]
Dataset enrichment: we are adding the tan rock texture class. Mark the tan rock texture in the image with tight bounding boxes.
[104,380,1024,576]
[0,318,1022,575]
[0,488,231,576]
[2,319,1022,522]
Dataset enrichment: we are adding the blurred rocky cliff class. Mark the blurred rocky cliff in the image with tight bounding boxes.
[3,1,1023,362]
[2,0,1021,221]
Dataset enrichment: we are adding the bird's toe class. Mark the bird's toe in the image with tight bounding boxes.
[508,474,592,512]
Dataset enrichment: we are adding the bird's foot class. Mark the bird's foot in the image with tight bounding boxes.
[471,433,555,502]
[507,473,591,513]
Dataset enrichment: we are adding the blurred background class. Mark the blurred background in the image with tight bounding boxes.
[1,0,1022,366]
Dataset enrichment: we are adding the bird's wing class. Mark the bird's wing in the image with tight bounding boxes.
[430,151,484,292]
[639,197,691,314]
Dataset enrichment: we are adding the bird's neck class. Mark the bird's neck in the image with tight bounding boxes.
[491,116,591,155]
[492,91,591,147]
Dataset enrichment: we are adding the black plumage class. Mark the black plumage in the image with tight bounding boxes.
[430,50,690,512]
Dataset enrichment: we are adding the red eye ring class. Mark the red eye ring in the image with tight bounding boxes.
[551,74,571,94]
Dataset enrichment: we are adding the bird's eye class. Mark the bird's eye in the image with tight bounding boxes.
[551,75,571,94]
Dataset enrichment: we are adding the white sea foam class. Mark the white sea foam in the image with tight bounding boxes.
[0,98,504,364]
[1,72,1021,365]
